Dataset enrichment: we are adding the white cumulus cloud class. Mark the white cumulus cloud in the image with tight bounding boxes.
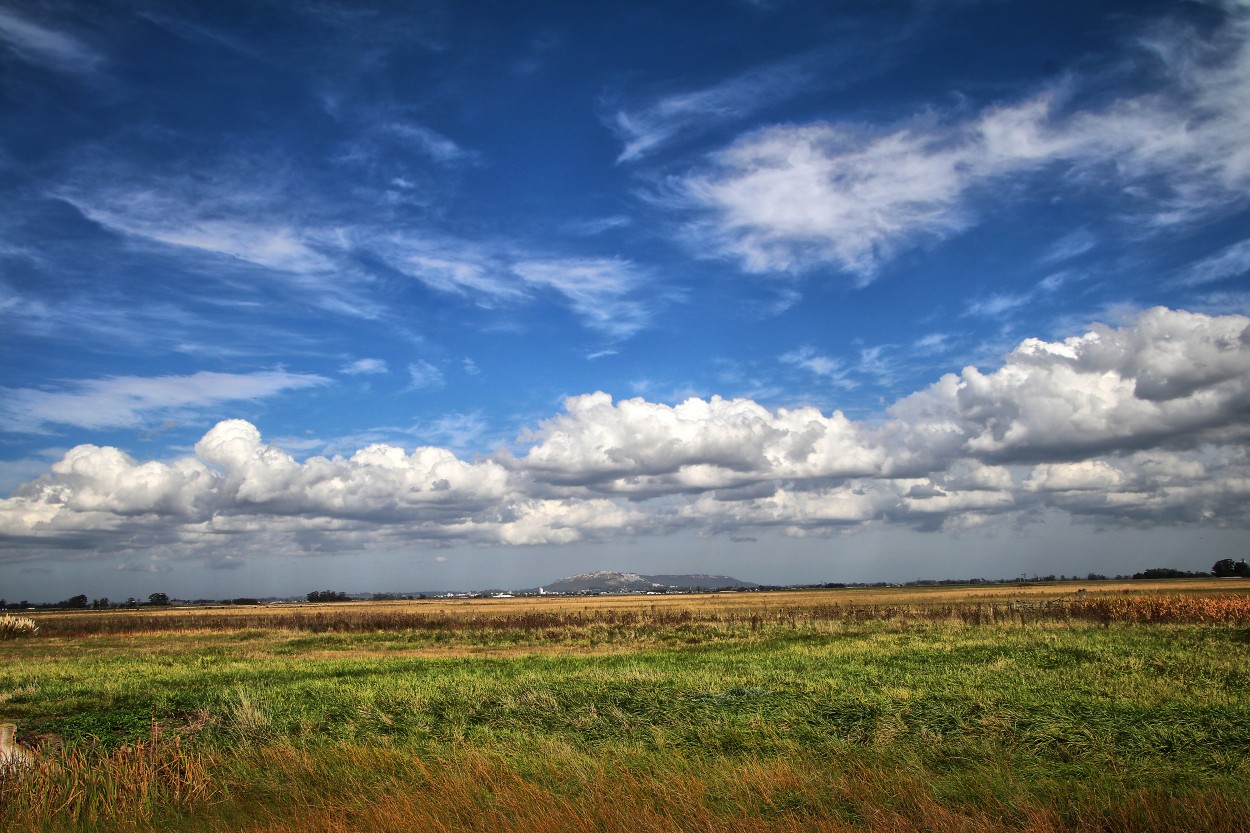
[517,392,883,494]
[2,308,1248,560]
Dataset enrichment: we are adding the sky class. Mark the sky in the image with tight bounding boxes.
[2,0,1249,602]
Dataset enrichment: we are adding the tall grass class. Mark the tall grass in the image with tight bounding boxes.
[218,746,1250,833]
[10,741,1247,832]
[1,724,216,832]
[0,613,38,639]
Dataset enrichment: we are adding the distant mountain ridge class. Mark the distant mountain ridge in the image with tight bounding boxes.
[539,570,757,593]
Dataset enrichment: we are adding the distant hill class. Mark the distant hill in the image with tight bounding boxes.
[537,570,757,594]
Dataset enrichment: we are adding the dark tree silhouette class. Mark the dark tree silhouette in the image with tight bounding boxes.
[1213,559,1249,577]
[307,590,349,602]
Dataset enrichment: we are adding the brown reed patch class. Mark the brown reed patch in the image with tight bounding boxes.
[176,746,1250,833]
[0,724,217,832]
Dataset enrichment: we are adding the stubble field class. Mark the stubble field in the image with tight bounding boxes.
[3,580,1250,832]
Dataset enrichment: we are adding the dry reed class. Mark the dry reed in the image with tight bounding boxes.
[0,613,38,639]
[0,723,217,832]
[195,745,1250,833]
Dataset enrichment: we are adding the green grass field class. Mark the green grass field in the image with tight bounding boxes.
[3,585,1250,831]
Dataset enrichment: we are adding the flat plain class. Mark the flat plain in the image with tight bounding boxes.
[3,580,1249,832]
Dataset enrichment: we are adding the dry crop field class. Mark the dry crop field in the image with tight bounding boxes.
[24,577,1250,636]
[3,580,1250,832]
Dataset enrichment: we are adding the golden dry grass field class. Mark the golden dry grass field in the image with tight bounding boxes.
[22,576,1248,631]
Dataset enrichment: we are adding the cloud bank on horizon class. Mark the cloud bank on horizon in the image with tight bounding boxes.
[2,0,1249,593]
[3,308,1248,564]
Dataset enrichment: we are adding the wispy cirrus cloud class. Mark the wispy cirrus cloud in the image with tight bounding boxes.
[779,346,855,389]
[340,358,389,376]
[609,56,818,163]
[606,20,910,165]
[0,278,330,364]
[0,8,102,75]
[0,370,329,434]
[30,63,664,340]
[1039,228,1097,265]
[377,237,660,339]
[373,234,525,301]
[676,8,1250,281]
[54,178,321,272]
[1,281,196,347]
[560,215,633,236]
[964,292,1034,319]
[1174,237,1250,287]
[61,176,664,340]
[385,122,476,166]
[780,342,919,396]
[53,180,387,320]
[513,258,652,340]
[407,360,445,390]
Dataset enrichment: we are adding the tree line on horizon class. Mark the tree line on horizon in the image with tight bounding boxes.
[4,560,1247,610]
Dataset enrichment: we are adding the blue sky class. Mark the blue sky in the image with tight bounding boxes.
[2,0,1249,601]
